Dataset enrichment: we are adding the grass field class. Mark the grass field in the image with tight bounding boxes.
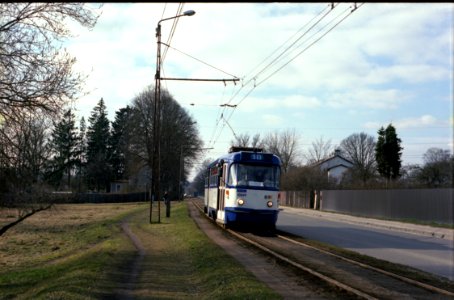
[0,202,280,299]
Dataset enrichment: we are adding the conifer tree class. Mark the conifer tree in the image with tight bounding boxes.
[109,106,131,181]
[375,124,403,181]
[86,98,111,191]
[49,109,79,189]
[76,117,87,191]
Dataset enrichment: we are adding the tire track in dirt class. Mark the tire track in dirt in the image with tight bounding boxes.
[111,219,145,299]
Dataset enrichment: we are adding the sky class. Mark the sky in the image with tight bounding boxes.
[66,2,453,180]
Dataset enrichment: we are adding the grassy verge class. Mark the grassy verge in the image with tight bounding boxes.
[126,201,280,299]
[0,202,280,299]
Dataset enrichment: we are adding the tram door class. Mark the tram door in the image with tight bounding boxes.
[218,163,227,214]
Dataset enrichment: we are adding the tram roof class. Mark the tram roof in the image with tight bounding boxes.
[208,150,281,168]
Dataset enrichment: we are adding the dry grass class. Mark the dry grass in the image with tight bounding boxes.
[0,202,280,299]
[0,203,144,272]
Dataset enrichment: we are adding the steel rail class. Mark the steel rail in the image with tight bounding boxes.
[190,200,376,299]
[277,234,454,297]
[190,200,454,298]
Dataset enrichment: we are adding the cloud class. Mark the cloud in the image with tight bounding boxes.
[327,89,409,110]
[365,115,449,130]
[350,3,452,65]
[364,64,449,85]
[282,95,321,108]
[262,114,284,125]
[364,122,381,129]
[394,115,439,129]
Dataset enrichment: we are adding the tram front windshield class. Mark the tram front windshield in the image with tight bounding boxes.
[228,164,280,189]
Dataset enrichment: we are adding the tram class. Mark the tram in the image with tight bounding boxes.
[204,147,281,230]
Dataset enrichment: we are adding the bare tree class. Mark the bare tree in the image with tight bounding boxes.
[0,111,52,188]
[129,87,155,170]
[0,3,100,124]
[188,159,212,197]
[281,165,333,191]
[262,129,300,173]
[418,148,453,187]
[0,3,100,235]
[0,112,55,236]
[250,133,263,149]
[161,91,203,198]
[339,132,376,184]
[129,86,203,199]
[231,133,250,147]
[423,148,451,164]
[230,133,263,149]
[305,136,333,164]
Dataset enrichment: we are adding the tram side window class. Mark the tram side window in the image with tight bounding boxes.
[228,164,238,186]
[209,167,219,188]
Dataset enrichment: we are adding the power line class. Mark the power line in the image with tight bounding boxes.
[160,3,167,19]
[222,3,363,137]
[248,3,338,83]
[162,3,183,64]
[218,3,339,111]
[255,3,363,88]
[161,42,239,79]
[243,3,334,80]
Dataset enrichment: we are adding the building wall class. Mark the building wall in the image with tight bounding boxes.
[320,156,352,171]
[327,165,349,182]
[319,156,353,182]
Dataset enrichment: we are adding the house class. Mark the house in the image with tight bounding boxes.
[110,180,129,193]
[315,149,353,182]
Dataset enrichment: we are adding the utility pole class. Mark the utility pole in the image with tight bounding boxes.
[151,10,196,224]
[150,10,238,224]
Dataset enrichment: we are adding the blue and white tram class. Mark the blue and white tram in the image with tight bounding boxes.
[204,147,281,230]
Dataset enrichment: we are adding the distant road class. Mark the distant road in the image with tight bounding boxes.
[277,208,454,280]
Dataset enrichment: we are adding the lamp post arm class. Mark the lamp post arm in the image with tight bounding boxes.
[158,10,196,26]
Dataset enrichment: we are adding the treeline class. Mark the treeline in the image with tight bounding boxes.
[1,88,202,198]
[0,3,103,235]
[189,126,453,195]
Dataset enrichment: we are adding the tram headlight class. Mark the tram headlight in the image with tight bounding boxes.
[238,199,245,206]
[267,201,273,208]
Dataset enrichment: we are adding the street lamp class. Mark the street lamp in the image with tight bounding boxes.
[151,10,196,224]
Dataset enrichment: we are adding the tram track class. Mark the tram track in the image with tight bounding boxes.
[191,199,454,299]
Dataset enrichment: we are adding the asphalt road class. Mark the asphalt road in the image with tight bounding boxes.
[276,207,454,281]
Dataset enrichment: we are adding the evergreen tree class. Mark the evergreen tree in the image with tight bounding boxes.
[48,109,79,189]
[109,106,131,181]
[76,117,87,191]
[86,98,111,191]
[376,127,387,179]
[375,124,403,181]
